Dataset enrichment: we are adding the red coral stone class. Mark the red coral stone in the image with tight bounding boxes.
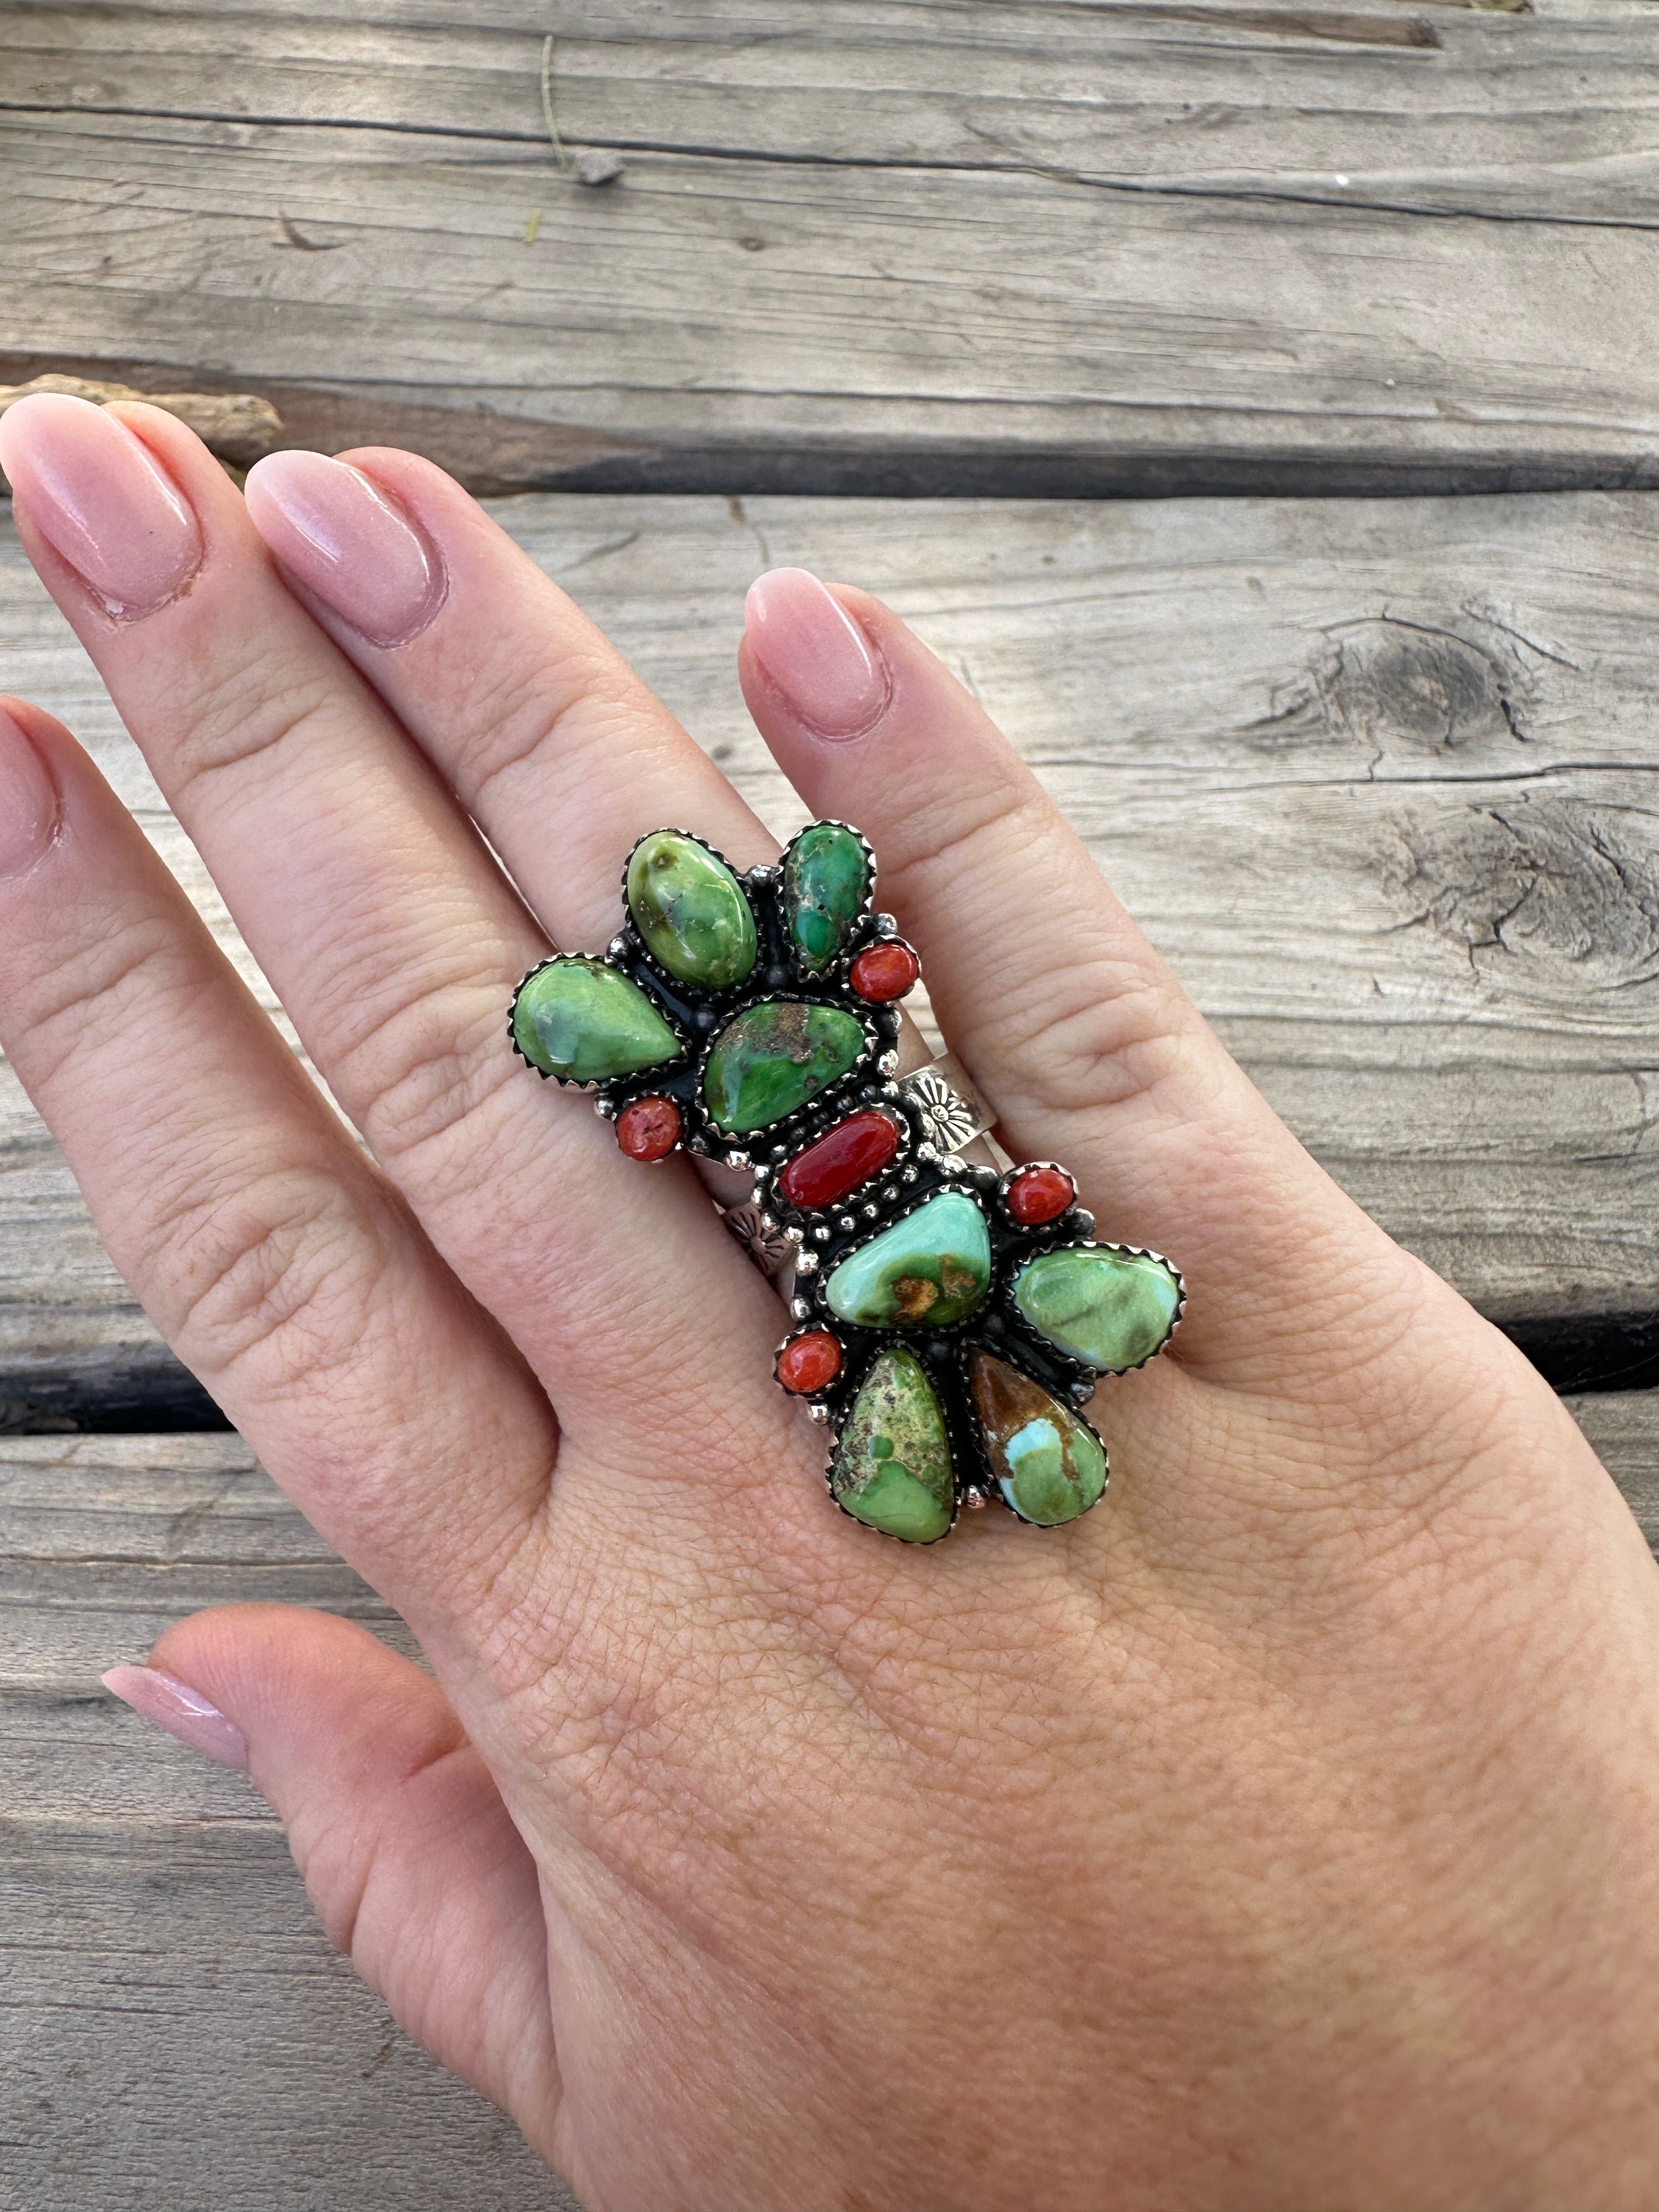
[849,940,921,1002]
[616,1095,681,1161]
[777,1330,843,1394]
[777,1109,901,1211]
[1006,1165,1075,1226]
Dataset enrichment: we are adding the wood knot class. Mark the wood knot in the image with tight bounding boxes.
[1325,619,1529,751]
[1385,797,1659,994]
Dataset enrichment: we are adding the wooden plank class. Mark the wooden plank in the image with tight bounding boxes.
[2,1399,1653,2204]
[5,1,1659,494]
[7,487,1659,1411]
[1565,1390,1659,1545]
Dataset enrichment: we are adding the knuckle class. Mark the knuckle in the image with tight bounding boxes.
[885,786,1197,1117]
[15,913,181,1086]
[167,648,344,802]
[885,775,1038,906]
[1000,961,1195,1117]
[450,650,634,820]
[161,1165,389,1395]
[331,963,522,1171]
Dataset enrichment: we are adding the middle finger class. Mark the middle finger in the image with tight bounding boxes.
[0,392,777,1441]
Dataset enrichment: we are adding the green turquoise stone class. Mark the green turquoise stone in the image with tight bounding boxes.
[831,1348,954,1543]
[825,1189,991,1329]
[969,1351,1107,1526]
[1013,1245,1182,1373]
[702,998,867,1135]
[783,822,871,973]
[513,957,680,1084]
[625,831,757,990]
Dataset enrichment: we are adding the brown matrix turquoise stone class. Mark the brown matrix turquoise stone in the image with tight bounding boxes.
[783,822,871,973]
[831,1348,955,1543]
[823,1189,991,1329]
[702,999,867,1135]
[969,1351,1107,1526]
[513,958,680,1084]
[625,831,757,990]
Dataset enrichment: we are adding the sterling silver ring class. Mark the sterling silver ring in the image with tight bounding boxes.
[510,821,1183,1544]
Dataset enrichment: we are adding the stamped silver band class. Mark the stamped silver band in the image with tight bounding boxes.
[720,1198,794,1279]
[897,1053,997,1156]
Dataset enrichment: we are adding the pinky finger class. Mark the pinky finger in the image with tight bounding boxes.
[110,1604,562,2153]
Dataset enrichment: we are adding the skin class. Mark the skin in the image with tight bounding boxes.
[2,402,1658,2211]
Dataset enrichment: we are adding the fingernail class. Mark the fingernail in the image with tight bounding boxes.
[245,449,447,648]
[0,393,202,621]
[103,1664,248,1770]
[744,568,889,738]
[0,706,60,880]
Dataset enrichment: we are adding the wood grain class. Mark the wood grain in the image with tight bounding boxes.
[7,488,1659,1411]
[16,487,1659,1407]
[7,1,1659,494]
[2,1397,1652,2208]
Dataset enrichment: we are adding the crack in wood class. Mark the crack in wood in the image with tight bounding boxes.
[14,104,1659,237]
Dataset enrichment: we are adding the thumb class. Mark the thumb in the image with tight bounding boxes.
[105,1602,560,2143]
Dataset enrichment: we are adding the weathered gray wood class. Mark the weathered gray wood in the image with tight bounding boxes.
[10,487,1659,1407]
[1567,1392,1659,1547]
[2,1401,1652,2207]
[0,1431,577,2211]
[7,0,1659,494]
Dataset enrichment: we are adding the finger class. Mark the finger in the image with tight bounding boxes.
[242,446,945,1165]
[242,444,775,956]
[737,569,1428,1380]
[0,697,554,1615]
[0,393,775,1446]
[109,1605,561,2153]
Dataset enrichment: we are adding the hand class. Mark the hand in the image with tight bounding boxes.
[2,392,1656,2212]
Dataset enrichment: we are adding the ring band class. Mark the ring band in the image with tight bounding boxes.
[510,821,1183,1544]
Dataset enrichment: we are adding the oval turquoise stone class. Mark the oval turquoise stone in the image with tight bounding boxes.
[625,831,757,989]
[1013,1245,1182,1373]
[831,1348,954,1543]
[783,822,871,973]
[969,1351,1107,1526]
[702,998,866,1135]
[825,1189,991,1329]
[513,957,681,1084]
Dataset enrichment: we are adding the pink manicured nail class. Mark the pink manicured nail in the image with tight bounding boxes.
[103,1664,248,1770]
[0,706,59,879]
[744,568,889,737]
[0,392,202,621]
[245,449,447,648]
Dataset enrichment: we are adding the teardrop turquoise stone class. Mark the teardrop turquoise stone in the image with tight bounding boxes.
[1012,1245,1182,1372]
[825,1189,991,1329]
[783,822,871,973]
[626,831,757,989]
[513,957,680,1084]
[831,1348,954,1542]
[969,1351,1107,1526]
[702,998,867,1135]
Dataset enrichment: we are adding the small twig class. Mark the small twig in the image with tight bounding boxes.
[540,35,571,170]
[0,374,284,465]
[538,34,624,186]
[275,211,344,251]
